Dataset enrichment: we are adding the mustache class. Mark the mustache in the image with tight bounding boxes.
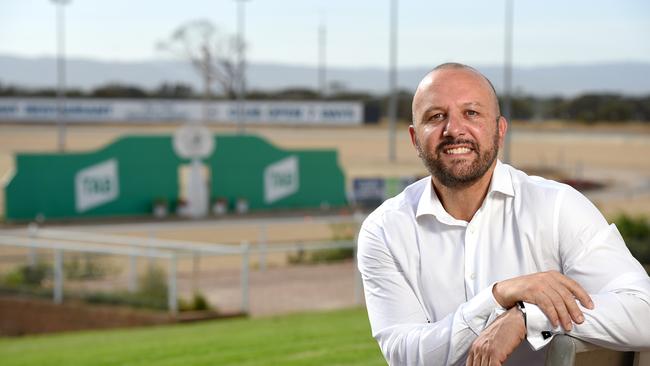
[436,138,479,154]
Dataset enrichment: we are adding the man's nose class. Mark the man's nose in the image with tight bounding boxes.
[442,112,465,138]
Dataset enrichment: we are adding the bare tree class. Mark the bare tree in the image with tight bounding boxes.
[157,19,241,103]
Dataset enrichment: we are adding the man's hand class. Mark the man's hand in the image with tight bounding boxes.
[493,271,594,331]
[466,307,526,366]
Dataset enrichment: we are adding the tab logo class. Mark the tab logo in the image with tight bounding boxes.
[264,156,299,204]
[75,159,119,212]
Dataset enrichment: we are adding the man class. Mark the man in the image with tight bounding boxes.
[357,62,650,366]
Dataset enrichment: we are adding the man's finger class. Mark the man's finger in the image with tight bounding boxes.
[537,295,560,328]
[557,274,594,309]
[544,288,573,331]
[550,281,586,324]
[466,349,474,366]
[479,350,490,366]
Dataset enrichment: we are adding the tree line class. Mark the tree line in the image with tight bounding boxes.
[1,81,649,123]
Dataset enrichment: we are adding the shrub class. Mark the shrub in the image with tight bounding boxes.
[83,264,169,310]
[288,245,354,264]
[309,247,355,263]
[2,263,50,287]
[178,292,212,311]
[64,254,113,280]
[614,214,650,265]
[138,264,169,302]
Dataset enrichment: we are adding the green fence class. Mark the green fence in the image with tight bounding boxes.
[5,134,347,221]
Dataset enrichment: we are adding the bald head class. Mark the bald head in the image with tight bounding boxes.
[412,63,501,124]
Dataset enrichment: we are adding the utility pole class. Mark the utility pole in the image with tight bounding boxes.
[52,0,71,152]
[235,0,250,134]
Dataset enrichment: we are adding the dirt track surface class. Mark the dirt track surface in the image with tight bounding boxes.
[183,261,362,317]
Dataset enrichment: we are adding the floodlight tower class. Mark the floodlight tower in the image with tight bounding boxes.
[235,0,250,134]
[318,16,327,98]
[502,0,514,163]
[387,0,398,162]
[51,0,71,152]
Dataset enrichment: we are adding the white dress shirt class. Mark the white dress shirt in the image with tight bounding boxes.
[357,160,650,366]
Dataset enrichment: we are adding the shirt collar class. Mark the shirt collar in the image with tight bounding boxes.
[490,160,515,197]
[415,160,514,221]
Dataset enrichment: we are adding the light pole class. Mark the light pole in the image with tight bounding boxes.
[502,0,514,163]
[387,0,398,162]
[52,0,71,152]
[235,0,250,134]
[318,17,327,98]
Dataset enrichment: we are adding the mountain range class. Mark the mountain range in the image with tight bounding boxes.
[1,54,649,97]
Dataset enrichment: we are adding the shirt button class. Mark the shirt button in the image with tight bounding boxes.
[470,273,476,280]
[468,226,475,234]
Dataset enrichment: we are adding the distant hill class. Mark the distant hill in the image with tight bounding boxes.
[1,54,649,97]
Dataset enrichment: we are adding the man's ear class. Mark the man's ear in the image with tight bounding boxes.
[409,124,423,157]
[409,124,417,148]
[497,116,508,146]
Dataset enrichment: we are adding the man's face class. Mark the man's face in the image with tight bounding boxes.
[409,68,507,189]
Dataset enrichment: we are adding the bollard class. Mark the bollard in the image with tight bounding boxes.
[53,249,64,304]
[168,252,178,315]
[241,241,250,314]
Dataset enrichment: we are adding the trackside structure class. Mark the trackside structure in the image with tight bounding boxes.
[4,134,347,220]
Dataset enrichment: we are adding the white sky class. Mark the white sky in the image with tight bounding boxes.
[1,0,649,68]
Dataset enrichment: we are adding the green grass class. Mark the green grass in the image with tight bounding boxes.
[0,307,385,366]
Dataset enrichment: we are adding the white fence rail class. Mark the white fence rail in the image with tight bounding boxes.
[0,219,363,315]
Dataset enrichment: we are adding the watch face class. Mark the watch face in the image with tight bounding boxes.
[173,124,215,159]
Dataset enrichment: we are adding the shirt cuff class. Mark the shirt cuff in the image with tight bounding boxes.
[523,301,564,351]
[462,283,502,336]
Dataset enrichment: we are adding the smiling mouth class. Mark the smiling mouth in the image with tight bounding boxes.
[444,147,472,155]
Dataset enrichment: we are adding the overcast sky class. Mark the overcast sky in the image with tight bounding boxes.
[1,0,649,68]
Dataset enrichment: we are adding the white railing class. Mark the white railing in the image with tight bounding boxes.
[0,218,363,315]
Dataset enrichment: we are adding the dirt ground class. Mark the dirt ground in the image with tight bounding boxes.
[0,121,649,316]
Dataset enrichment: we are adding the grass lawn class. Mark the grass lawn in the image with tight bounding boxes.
[0,307,385,366]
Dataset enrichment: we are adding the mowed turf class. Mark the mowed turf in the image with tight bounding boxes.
[0,307,385,366]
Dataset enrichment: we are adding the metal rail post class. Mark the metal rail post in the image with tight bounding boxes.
[353,213,364,305]
[168,252,178,315]
[241,241,250,314]
[192,250,200,294]
[28,223,39,267]
[53,249,64,304]
[128,253,138,292]
[258,224,267,272]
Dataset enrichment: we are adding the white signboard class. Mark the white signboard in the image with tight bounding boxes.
[264,155,299,204]
[0,98,364,125]
[75,159,119,212]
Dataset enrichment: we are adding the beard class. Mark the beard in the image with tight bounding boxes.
[415,130,500,189]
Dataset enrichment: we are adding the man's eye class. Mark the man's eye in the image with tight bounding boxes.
[431,113,445,121]
[466,110,478,117]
